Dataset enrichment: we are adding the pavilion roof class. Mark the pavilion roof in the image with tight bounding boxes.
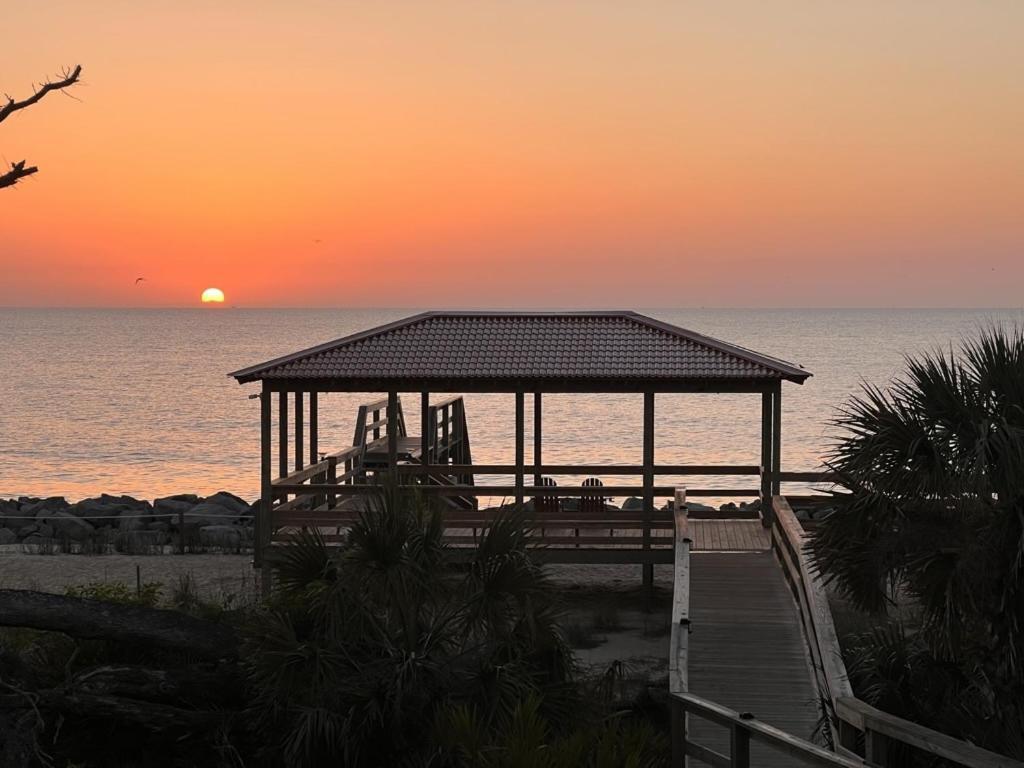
[230,311,811,392]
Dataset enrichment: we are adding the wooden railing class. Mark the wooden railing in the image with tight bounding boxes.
[668,487,867,767]
[769,496,855,751]
[669,692,868,768]
[769,495,1024,768]
[668,488,691,764]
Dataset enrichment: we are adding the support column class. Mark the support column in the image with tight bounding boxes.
[515,392,525,505]
[294,391,304,471]
[309,392,318,465]
[642,392,655,587]
[760,390,773,527]
[533,393,543,487]
[259,383,272,595]
[420,393,430,467]
[772,382,782,496]
[278,391,288,479]
[387,391,399,478]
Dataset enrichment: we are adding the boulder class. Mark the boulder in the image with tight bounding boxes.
[49,511,95,541]
[184,493,249,526]
[154,497,196,522]
[0,527,17,545]
[199,525,242,548]
[204,491,250,515]
[686,502,716,513]
[71,497,142,527]
[37,523,54,539]
[720,502,738,512]
[561,497,580,513]
[0,499,34,528]
[26,496,70,519]
[622,497,643,511]
[17,523,38,539]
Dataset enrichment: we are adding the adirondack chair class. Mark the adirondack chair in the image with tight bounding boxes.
[579,477,606,545]
[534,476,559,515]
[534,477,559,538]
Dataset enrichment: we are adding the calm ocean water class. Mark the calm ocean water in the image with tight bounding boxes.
[2,308,1021,502]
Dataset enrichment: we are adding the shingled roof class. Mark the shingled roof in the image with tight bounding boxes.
[230,311,810,392]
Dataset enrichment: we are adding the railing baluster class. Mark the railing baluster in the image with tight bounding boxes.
[731,718,751,767]
[865,728,888,767]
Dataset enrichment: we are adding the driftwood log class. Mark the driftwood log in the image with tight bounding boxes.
[0,589,238,660]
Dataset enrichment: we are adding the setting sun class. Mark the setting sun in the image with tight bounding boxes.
[200,287,225,304]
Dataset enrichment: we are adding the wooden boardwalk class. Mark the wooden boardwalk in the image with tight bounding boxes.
[686,550,821,766]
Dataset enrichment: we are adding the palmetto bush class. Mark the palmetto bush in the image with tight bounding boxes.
[810,326,1024,758]
[244,488,667,767]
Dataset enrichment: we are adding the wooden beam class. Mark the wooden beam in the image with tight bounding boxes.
[309,392,318,465]
[772,383,782,495]
[761,391,773,527]
[533,392,542,487]
[515,392,525,505]
[294,391,304,472]
[643,392,655,587]
[278,391,288,479]
[258,384,272,573]
[421,392,430,466]
[258,377,785,394]
[387,391,399,475]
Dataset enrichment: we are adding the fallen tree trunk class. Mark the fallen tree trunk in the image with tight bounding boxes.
[0,689,225,733]
[0,590,238,660]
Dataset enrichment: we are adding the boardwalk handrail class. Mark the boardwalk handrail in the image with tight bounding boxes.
[668,488,691,765]
[770,495,1024,768]
[770,496,854,727]
[669,691,867,768]
[668,486,866,767]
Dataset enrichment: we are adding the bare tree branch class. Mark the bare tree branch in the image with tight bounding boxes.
[0,65,81,125]
[1,65,82,190]
[0,160,38,189]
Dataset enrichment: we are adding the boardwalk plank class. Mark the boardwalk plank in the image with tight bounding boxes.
[686,552,821,767]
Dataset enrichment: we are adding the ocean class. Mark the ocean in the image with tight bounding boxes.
[2,308,1021,502]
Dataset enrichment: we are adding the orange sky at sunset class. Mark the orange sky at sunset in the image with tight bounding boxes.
[3,2,1022,308]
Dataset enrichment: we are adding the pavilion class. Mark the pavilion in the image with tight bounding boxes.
[230,311,811,585]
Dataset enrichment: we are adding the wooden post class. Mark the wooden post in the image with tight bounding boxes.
[309,391,318,465]
[533,392,542,487]
[259,383,272,594]
[642,392,655,587]
[865,728,889,766]
[421,392,430,466]
[730,720,751,767]
[387,391,399,478]
[294,391,304,472]
[177,508,185,555]
[515,392,525,505]
[771,382,782,496]
[264,385,276,577]
[671,697,687,768]
[278,391,288,480]
[760,390,773,527]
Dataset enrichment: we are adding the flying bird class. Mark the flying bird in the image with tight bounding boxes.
[135,277,145,285]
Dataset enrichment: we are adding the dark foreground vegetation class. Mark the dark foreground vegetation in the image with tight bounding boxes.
[813,326,1024,761]
[0,491,669,767]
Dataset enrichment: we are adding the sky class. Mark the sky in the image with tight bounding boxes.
[3,2,1023,308]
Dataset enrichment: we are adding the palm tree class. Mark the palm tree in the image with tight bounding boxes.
[810,325,1024,757]
[243,487,667,767]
